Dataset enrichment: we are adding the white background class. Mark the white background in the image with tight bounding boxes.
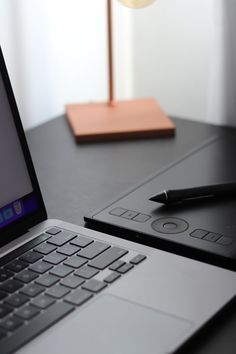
[0,0,235,129]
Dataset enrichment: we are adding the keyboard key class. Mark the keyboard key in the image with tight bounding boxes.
[1,303,74,354]
[0,279,23,293]
[82,279,107,293]
[0,315,24,331]
[104,272,121,284]
[63,256,87,269]
[34,243,57,255]
[46,227,62,235]
[0,291,7,301]
[130,254,147,265]
[31,295,56,309]
[117,263,134,274]
[60,275,85,289]
[5,293,29,308]
[49,265,73,278]
[57,244,80,256]
[0,227,138,351]
[64,288,93,306]
[20,284,44,297]
[36,274,60,287]
[0,328,7,340]
[74,266,99,279]
[109,260,126,271]
[89,246,128,270]
[14,270,38,283]
[6,260,28,273]
[47,231,77,246]
[0,233,50,270]
[29,261,53,274]
[78,241,110,260]
[19,251,43,264]
[0,269,14,282]
[46,284,70,299]
[44,252,67,265]
[0,305,13,319]
[70,235,93,248]
[15,305,40,320]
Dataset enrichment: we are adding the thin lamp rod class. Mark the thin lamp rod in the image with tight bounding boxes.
[107,0,115,105]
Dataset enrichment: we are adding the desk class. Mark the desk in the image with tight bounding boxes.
[26,115,236,354]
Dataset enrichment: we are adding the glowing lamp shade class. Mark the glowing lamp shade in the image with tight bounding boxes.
[119,0,156,8]
[65,0,175,142]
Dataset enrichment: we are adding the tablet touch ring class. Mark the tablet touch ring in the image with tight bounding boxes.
[151,217,189,234]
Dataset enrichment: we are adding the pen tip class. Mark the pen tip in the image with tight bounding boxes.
[149,192,166,204]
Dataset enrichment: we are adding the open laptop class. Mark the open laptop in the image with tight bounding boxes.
[0,46,235,354]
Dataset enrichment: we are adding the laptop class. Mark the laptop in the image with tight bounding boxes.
[0,46,235,354]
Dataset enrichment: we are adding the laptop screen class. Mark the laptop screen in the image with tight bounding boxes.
[0,47,46,246]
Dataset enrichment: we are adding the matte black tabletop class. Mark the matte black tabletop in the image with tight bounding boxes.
[26,115,236,354]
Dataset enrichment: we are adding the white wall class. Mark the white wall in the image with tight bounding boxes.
[0,0,132,129]
[131,0,215,123]
[1,0,234,129]
[207,0,236,126]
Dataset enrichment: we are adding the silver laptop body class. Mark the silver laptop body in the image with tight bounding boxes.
[0,47,235,354]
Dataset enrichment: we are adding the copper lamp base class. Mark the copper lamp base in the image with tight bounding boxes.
[65,98,175,142]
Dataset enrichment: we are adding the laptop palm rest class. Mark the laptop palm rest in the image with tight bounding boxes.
[19,294,192,354]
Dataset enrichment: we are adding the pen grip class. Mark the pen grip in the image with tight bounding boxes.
[167,182,236,202]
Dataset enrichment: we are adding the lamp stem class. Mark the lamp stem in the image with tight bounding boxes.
[107,0,115,106]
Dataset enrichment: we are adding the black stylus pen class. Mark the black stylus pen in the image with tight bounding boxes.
[149,182,236,204]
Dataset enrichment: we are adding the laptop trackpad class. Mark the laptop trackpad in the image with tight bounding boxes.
[80,294,192,354]
[23,294,192,354]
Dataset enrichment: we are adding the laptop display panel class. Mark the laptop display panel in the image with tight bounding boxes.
[0,47,46,246]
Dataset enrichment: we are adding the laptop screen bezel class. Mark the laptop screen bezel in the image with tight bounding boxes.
[0,47,47,247]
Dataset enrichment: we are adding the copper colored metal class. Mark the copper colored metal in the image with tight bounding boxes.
[66,98,175,142]
[65,1,175,142]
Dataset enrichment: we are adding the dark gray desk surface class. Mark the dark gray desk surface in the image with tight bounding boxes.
[26,115,236,354]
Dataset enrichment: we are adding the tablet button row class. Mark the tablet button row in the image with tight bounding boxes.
[109,208,151,223]
[190,229,233,246]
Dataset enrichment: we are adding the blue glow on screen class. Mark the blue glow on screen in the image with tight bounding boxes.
[0,194,38,229]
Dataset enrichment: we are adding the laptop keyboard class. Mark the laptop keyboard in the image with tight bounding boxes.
[0,227,146,354]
